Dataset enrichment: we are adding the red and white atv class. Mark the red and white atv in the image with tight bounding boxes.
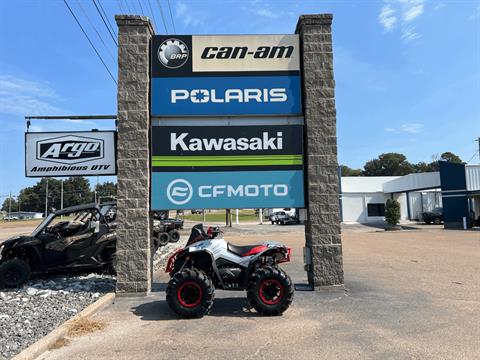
[165,224,294,318]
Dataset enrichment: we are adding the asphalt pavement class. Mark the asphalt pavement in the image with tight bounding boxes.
[34,225,479,360]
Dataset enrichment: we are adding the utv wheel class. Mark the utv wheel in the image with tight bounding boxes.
[169,230,180,243]
[0,259,31,288]
[434,217,442,225]
[157,232,170,247]
[247,266,294,316]
[166,269,214,318]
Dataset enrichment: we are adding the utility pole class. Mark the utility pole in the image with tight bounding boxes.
[8,192,12,219]
[45,179,49,217]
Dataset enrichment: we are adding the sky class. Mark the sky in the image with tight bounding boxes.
[0,0,479,198]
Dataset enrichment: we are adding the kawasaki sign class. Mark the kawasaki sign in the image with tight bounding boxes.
[25,131,117,177]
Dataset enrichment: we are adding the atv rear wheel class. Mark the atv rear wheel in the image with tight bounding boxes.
[169,229,180,243]
[166,269,214,318]
[247,266,293,316]
[0,258,31,288]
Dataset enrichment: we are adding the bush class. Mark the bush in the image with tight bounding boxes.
[385,199,401,226]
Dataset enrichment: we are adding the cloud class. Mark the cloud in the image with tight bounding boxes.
[401,26,421,42]
[255,8,280,19]
[384,123,424,134]
[401,123,424,133]
[379,4,397,31]
[0,75,67,116]
[378,0,425,42]
[401,0,424,22]
[469,4,480,20]
[175,1,206,28]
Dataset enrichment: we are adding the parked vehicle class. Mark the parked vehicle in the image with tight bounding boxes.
[269,211,289,224]
[422,207,443,225]
[153,219,183,249]
[0,203,117,288]
[278,215,301,225]
[191,209,204,214]
[165,224,294,318]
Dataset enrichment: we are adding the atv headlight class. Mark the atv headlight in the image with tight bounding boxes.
[0,245,5,260]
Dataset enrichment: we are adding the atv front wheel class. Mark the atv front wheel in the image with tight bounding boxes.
[247,266,293,316]
[155,232,170,248]
[166,269,214,318]
[169,229,180,243]
[0,258,31,288]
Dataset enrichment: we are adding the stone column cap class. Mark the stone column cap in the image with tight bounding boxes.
[115,15,154,34]
[295,14,333,33]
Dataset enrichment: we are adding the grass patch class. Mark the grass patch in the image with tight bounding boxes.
[67,317,106,337]
[183,209,265,223]
[49,337,71,350]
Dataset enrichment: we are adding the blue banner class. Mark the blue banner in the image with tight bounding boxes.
[151,170,305,209]
[151,75,302,116]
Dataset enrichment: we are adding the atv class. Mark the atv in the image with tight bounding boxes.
[165,224,294,318]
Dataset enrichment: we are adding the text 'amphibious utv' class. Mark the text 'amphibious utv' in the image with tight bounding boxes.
[165,224,294,318]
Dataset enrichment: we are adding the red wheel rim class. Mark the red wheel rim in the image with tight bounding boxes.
[177,281,202,308]
[259,279,284,305]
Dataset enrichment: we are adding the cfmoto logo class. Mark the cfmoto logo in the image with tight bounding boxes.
[158,38,189,68]
[166,179,193,205]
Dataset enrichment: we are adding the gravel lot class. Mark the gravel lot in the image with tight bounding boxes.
[0,274,115,360]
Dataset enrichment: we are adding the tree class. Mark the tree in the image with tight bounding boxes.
[62,177,93,208]
[385,199,401,226]
[340,165,362,177]
[440,152,463,163]
[95,182,117,202]
[362,153,415,176]
[1,197,18,212]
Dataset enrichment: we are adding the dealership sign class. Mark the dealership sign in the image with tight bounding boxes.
[151,125,303,171]
[152,170,304,209]
[150,34,304,210]
[151,35,301,117]
[25,131,117,177]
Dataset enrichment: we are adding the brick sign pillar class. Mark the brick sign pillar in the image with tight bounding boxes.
[296,15,344,287]
[115,15,154,294]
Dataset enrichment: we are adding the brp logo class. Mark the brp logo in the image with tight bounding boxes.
[158,38,189,69]
[166,179,193,205]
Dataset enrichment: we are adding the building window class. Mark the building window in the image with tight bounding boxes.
[367,203,385,217]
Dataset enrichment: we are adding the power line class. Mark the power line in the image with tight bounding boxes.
[146,0,158,33]
[97,0,117,37]
[167,0,176,33]
[76,0,116,63]
[156,0,169,33]
[137,0,145,15]
[116,0,125,13]
[92,0,118,46]
[123,0,132,13]
[63,0,117,84]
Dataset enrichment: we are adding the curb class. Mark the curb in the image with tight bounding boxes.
[13,292,115,360]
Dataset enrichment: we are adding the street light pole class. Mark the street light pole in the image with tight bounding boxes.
[45,179,49,217]
[8,192,12,219]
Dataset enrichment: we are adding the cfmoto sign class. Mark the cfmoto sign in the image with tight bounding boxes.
[166,179,193,205]
[153,171,305,209]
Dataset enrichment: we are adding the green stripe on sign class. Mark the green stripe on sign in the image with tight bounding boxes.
[151,155,303,167]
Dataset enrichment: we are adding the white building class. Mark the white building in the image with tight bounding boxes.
[340,174,441,223]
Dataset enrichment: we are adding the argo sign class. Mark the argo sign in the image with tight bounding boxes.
[25,131,117,177]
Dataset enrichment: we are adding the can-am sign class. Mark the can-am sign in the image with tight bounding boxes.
[25,131,117,177]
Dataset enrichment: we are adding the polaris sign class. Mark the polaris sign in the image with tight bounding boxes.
[26,131,117,177]
[151,75,301,116]
[152,170,304,209]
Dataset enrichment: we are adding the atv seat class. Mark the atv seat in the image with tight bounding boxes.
[227,243,267,257]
